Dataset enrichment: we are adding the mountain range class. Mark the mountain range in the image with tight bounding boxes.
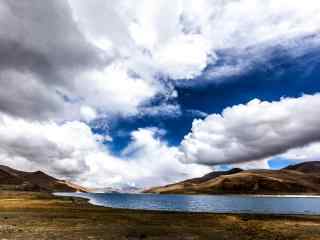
[0,165,88,192]
[145,161,320,195]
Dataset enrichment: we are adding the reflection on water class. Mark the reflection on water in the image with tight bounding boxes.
[55,192,320,215]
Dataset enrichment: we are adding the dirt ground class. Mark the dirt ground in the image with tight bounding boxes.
[0,191,320,240]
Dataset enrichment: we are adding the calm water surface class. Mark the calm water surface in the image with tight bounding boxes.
[55,192,320,215]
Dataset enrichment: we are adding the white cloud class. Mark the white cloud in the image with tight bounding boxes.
[186,109,208,118]
[86,127,210,188]
[75,62,158,117]
[0,114,94,176]
[80,106,97,123]
[139,104,182,118]
[0,0,171,122]
[69,0,320,82]
[153,34,213,79]
[230,159,270,170]
[179,94,320,165]
[0,112,210,188]
[67,0,214,80]
[280,143,320,162]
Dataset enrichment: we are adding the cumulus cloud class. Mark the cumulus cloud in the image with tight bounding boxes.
[84,128,210,188]
[230,159,270,170]
[1,0,320,122]
[179,94,320,165]
[75,62,158,117]
[0,0,165,122]
[0,114,93,176]
[68,0,212,80]
[0,0,104,120]
[280,143,320,162]
[80,106,97,123]
[69,0,320,82]
[0,112,210,188]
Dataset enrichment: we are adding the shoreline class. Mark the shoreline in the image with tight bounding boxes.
[143,191,320,197]
[56,191,320,197]
[1,191,320,239]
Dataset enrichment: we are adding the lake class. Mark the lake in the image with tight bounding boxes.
[54,192,320,215]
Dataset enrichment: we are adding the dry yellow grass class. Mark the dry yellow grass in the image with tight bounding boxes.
[0,191,320,239]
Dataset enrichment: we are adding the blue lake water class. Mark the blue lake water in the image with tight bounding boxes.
[54,192,320,215]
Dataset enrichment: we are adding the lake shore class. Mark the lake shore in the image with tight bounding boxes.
[54,192,320,215]
[1,191,320,240]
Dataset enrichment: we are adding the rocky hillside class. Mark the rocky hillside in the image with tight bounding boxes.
[145,161,320,195]
[0,165,89,192]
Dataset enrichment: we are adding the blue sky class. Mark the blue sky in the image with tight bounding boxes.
[107,43,320,161]
[1,0,320,188]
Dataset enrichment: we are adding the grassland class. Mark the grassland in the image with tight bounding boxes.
[0,191,320,239]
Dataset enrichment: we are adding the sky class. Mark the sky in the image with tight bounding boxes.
[0,0,320,189]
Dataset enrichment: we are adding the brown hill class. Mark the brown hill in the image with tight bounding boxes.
[145,162,320,195]
[0,165,89,192]
[284,161,320,173]
[181,168,243,184]
[0,169,23,185]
